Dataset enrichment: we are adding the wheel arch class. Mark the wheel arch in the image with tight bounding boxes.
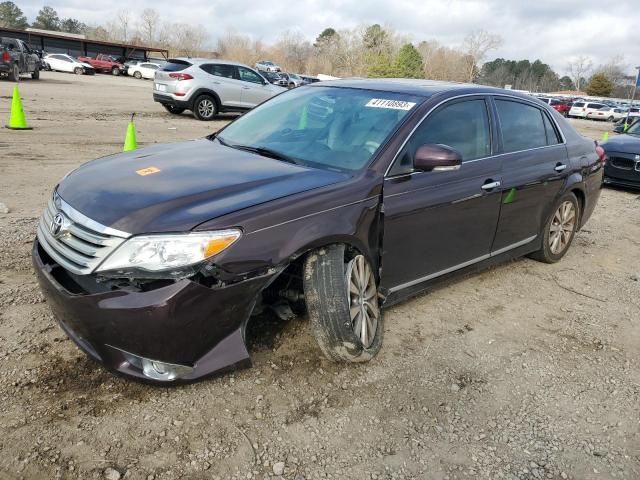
[189,88,222,111]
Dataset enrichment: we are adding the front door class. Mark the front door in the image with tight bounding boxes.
[490,97,569,251]
[201,63,243,108]
[237,67,272,107]
[381,96,503,292]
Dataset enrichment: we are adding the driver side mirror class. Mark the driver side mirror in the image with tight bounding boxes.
[414,144,462,172]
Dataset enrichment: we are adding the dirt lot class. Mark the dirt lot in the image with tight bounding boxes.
[0,72,639,480]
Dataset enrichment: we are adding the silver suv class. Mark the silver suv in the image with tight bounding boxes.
[153,58,286,120]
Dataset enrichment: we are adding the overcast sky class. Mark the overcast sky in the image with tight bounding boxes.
[16,0,639,75]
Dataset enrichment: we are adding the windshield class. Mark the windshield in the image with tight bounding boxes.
[627,121,640,135]
[216,86,422,172]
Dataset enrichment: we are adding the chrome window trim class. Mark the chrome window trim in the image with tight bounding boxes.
[388,235,537,293]
[384,92,567,178]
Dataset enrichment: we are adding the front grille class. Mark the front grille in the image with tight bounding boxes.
[609,157,635,170]
[36,193,130,275]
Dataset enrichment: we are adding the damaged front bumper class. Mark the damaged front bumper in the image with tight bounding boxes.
[32,240,276,383]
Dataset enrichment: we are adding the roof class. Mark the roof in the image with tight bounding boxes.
[0,25,168,55]
[310,78,510,97]
[170,57,249,67]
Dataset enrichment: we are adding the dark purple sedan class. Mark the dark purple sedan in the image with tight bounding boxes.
[33,79,604,382]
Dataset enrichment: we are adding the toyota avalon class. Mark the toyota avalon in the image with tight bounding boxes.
[33,79,604,382]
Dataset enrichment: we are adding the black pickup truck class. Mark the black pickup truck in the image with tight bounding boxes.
[1,37,40,81]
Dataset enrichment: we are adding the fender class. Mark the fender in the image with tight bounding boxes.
[187,88,222,111]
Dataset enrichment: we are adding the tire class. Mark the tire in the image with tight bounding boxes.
[607,116,614,122]
[163,104,185,115]
[8,63,19,82]
[111,67,120,76]
[303,244,383,363]
[31,67,39,80]
[74,67,83,75]
[133,71,142,79]
[529,192,580,264]
[193,95,218,121]
[288,82,295,89]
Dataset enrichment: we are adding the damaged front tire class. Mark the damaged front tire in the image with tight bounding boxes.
[303,244,383,363]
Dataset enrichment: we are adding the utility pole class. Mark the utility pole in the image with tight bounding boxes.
[623,66,640,130]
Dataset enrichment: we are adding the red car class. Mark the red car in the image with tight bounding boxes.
[549,99,570,116]
[77,54,124,75]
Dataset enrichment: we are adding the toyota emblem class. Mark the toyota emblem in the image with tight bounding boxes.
[50,213,64,237]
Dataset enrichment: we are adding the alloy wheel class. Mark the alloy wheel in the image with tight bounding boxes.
[549,201,576,254]
[345,255,379,348]
[198,99,215,119]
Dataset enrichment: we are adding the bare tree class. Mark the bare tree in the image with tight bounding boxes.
[418,39,468,82]
[567,55,592,92]
[116,10,131,43]
[172,24,208,57]
[140,8,160,46]
[462,30,502,82]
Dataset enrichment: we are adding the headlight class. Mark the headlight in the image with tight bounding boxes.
[95,229,241,277]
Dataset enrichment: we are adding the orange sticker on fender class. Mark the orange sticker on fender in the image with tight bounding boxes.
[136,167,161,176]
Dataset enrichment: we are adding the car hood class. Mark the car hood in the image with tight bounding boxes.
[56,138,350,234]
[602,134,640,153]
[80,62,94,68]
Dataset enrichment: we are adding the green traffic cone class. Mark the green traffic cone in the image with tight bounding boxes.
[123,113,137,152]
[6,85,32,130]
[601,131,609,142]
[624,122,629,132]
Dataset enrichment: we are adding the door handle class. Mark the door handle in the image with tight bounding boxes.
[481,180,501,191]
[242,86,251,90]
[554,163,567,172]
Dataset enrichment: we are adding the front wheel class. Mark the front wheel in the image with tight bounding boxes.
[74,67,83,75]
[133,71,142,79]
[31,67,39,80]
[529,192,580,264]
[303,244,383,362]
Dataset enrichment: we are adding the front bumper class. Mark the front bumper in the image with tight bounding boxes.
[604,153,640,190]
[33,240,272,383]
[0,63,11,74]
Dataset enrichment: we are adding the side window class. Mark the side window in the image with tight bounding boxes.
[238,67,264,84]
[202,63,236,79]
[573,102,585,108]
[495,99,547,153]
[390,98,491,175]
[542,113,561,145]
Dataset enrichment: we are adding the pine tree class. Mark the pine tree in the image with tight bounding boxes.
[395,44,425,79]
[585,73,614,97]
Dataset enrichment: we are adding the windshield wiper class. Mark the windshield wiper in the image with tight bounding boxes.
[218,140,300,165]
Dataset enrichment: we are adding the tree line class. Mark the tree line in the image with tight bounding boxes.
[0,2,633,97]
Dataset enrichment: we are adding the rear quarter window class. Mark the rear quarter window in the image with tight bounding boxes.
[587,103,603,109]
[573,102,585,108]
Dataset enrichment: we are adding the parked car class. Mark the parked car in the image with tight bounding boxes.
[601,121,640,189]
[300,75,320,84]
[255,60,281,72]
[588,106,626,122]
[568,101,607,119]
[1,37,40,81]
[153,58,285,120]
[43,54,95,75]
[549,99,570,117]
[261,70,288,87]
[77,54,124,75]
[33,79,603,383]
[280,72,304,88]
[128,62,160,80]
[613,116,640,133]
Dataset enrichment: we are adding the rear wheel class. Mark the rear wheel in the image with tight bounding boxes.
[74,67,83,75]
[111,67,120,76]
[8,63,19,82]
[303,244,383,362]
[607,116,614,122]
[163,104,185,115]
[193,95,218,121]
[529,192,580,264]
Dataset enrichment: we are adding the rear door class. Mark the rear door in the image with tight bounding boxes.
[382,96,503,291]
[200,63,243,108]
[490,97,569,251]
[237,67,274,107]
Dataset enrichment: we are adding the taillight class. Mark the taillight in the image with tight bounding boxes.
[595,145,606,166]
[169,73,193,81]
[1,51,9,62]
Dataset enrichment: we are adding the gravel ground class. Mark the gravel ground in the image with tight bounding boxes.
[0,72,639,480]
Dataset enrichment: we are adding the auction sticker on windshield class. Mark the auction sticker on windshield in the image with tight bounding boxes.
[365,99,416,110]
